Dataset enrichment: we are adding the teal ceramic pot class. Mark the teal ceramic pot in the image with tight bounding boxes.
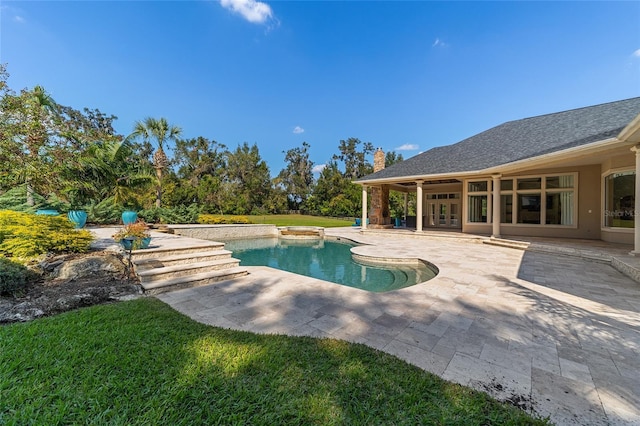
[120,238,134,251]
[140,237,152,249]
[67,210,88,228]
[35,209,59,216]
[121,210,138,225]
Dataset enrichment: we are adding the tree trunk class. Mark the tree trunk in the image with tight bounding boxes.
[155,167,163,208]
[26,180,35,207]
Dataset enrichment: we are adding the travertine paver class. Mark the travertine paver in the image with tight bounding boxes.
[155,227,640,426]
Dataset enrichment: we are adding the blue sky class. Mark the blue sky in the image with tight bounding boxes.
[2,1,639,176]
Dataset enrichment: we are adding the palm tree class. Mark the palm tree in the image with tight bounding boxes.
[2,85,60,206]
[131,117,182,208]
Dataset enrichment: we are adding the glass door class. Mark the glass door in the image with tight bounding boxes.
[427,202,437,226]
[439,203,448,226]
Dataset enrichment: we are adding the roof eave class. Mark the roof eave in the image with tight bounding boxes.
[354,137,629,185]
[618,112,640,143]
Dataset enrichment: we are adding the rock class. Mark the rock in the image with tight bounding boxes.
[52,253,126,281]
[0,301,45,323]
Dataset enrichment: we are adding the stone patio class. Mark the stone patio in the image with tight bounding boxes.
[151,227,640,425]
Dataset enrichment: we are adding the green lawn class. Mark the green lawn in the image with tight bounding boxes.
[0,298,549,425]
[249,214,356,227]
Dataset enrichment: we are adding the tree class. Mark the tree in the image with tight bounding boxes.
[171,136,227,212]
[131,117,182,208]
[332,137,374,179]
[278,141,314,211]
[224,142,272,214]
[0,80,61,206]
[384,152,408,218]
[385,151,404,166]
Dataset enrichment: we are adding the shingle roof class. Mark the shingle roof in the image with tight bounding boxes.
[358,97,640,182]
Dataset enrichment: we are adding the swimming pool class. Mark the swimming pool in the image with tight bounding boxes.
[223,237,436,292]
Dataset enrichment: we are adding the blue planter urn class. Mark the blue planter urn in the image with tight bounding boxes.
[140,237,152,249]
[121,210,138,225]
[68,210,88,228]
[35,209,59,216]
[120,238,134,251]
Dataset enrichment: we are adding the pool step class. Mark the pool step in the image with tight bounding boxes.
[483,237,530,250]
[142,267,249,296]
[133,250,234,271]
[131,242,226,260]
[131,241,247,294]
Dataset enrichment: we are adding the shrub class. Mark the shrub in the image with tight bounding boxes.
[0,257,38,296]
[0,210,93,260]
[139,204,200,224]
[197,214,252,224]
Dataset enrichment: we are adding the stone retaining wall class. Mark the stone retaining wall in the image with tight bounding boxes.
[169,224,278,241]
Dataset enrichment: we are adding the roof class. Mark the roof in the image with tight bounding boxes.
[358,97,640,182]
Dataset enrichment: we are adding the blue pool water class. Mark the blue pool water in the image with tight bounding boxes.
[223,237,436,292]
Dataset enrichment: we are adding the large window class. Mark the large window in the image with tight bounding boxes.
[467,174,576,226]
[513,174,574,225]
[604,171,635,228]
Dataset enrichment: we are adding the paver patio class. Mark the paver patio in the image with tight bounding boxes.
[153,227,640,425]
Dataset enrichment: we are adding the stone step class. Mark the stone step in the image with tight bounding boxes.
[141,267,249,295]
[483,238,530,250]
[136,258,241,283]
[131,242,225,260]
[133,250,234,271]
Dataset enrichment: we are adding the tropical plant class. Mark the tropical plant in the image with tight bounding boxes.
[0,82,61,206]
[112,220,151,249]
[131,117,182,208]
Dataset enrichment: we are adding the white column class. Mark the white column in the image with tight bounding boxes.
[416,181,423,232]
[492,174,502,238]
[631,147,640,255]
[361,185,368,230]
[403,192,408,220]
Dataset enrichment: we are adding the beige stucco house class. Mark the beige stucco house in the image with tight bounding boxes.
[356,97,640,252]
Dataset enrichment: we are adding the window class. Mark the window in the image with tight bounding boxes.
[467,181,488,223]
[501,174,575,226]
[604,171,635,228]
[501,194,513,223]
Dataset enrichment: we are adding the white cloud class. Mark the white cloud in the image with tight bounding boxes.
[293,126,304,134]
[432,38,448,48]
[633,48,640,58]
[14,15,25,23]
[220,0,273,24]
[395,143,419,151]
[312,164,326,174]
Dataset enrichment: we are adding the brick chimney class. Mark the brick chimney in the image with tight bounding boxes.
[368,148,393,228]
[374,147,385,172]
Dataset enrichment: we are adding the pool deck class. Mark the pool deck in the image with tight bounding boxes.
[94,227,640,425]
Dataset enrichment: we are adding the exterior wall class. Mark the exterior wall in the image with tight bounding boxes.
[601,154,635,245]
[462,165,602,239]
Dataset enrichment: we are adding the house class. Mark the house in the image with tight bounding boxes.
[355,97,640,253]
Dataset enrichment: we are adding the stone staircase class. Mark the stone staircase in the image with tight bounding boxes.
[131,241,248,295]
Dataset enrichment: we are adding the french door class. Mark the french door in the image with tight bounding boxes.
[426,194,461,228]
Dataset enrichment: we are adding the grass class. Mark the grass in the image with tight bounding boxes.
[249,214,355,227]
[0,298,549,425]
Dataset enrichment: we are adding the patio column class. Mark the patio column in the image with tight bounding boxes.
[631,146,640,255]
[416,180,423,232]
[492,174,501,238]
[403,192,408,221]
[361,185,368,230]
